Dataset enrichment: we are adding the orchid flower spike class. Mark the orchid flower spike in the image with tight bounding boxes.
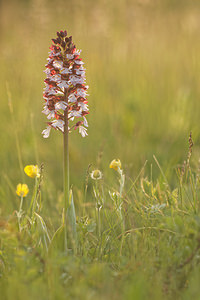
[42,30,89,138]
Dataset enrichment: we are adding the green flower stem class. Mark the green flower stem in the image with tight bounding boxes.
[97,205,101,238]
[63,93,69,251]
[17,195,24,232]
[95,181,101,239]
[118,168,125,256]
[119,209,125,256]
[31,177,39,221]
[19,195,24,213]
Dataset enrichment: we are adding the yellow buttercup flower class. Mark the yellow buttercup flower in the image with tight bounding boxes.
[16,184,29,197]
[24,165,40,178]
[109,159,122,171]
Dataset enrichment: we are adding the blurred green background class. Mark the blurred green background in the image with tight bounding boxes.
[1,0,200,214]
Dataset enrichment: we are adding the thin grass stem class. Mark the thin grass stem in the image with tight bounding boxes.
[6,82,24,180]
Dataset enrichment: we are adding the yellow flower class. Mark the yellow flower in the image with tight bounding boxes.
[91,169,103,180]
[24,165,40,178]
[16,184,29,197]
[109,159,122,171]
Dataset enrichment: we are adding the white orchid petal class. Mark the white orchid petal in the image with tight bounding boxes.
[42,126,51,138]
[83,117,88,127]
[79,126,88,137]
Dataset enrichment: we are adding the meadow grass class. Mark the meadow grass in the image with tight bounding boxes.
[1,0,200,299]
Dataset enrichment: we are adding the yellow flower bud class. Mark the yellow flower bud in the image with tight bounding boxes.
[109,159,122,171]
[16,184,29,197]
[24,165,40,178]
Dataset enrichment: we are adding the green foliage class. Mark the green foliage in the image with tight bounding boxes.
[2,148,200,299]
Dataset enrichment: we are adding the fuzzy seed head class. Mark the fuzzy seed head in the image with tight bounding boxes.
[91,169,103,180]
